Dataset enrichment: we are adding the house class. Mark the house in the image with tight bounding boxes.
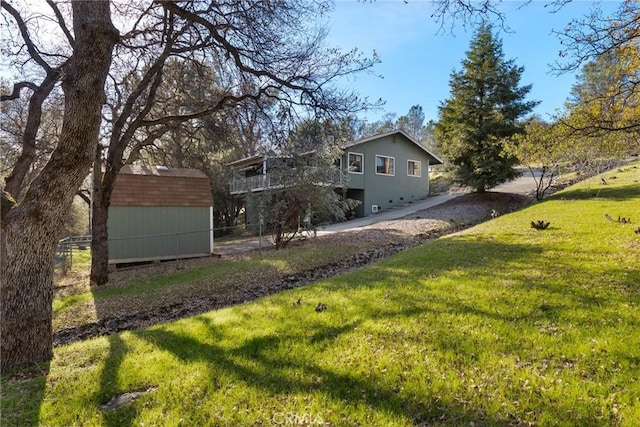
[229,129,443,220]
[108,165,213,264]
[339,129,443,217]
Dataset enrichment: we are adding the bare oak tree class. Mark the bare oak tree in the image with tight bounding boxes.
[89,0,377,285]
[1,0,118,373]
[1,0,376,371]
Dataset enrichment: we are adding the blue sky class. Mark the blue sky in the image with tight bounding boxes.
[326,1,621,123]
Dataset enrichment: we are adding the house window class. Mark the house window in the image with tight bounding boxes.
[375,155,395,176]
[407,160,421,177]
[348,152,363,174]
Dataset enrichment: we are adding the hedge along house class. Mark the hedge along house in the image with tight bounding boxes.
[229,129,443,220]
[108,165,214,264]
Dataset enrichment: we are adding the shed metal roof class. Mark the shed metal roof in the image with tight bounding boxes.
[111,165,212,207]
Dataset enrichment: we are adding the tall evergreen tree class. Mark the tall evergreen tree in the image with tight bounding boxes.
[435,23,539,192]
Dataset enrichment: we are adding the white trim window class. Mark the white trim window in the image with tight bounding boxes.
[407,159,422,177]
[347,152,364,174]
[375,155,395,176]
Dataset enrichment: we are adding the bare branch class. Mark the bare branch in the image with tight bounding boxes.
[552,0,640,73]
[159,1,333,103]
[125,125,173,164]
[3,67,63,198]
[140,91,265,128]
[1,1,53,72]
[106,19,180,168]
[1,81,38,101]
[429,0,509,34]
[76,189,90,206]
[543,0,572,14]
[46,0,74,47]
[558,116,640,136]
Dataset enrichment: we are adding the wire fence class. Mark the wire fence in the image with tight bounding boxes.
[55,235,91,275]
[54,223,293,275]
[54,220,321,275]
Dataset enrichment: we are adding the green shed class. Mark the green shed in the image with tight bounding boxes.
[108,165,213,264]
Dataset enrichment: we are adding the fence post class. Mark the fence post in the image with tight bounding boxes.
[175,232,179,265]
[68,240,73,271]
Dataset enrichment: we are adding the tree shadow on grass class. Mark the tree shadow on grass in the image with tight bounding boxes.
[131,316,505,426]
[94,241,524,425]
[96,335,135,427]
[0,362,50,426]
[69,234,638,424]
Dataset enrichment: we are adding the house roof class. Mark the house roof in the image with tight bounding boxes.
[227,129,444,168]
[344,129,444,165]
[111,165,212,207]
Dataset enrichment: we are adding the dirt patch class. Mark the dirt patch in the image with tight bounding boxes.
[53,192,532,346]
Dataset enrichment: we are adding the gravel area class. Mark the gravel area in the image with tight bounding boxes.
[53,191,532,346]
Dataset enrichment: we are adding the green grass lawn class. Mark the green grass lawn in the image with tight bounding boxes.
[3,164,640,426]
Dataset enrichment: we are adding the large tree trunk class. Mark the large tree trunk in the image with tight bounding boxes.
[90,202,111,286]
[0,1,118,373]
[89,162,111,286]
[89,152,121,286]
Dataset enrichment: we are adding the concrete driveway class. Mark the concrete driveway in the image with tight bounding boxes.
[492,167,540,194]
[317,194,458,234]
[319,169,539,234]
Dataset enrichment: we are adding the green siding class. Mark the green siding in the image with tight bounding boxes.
[108,206,211,263]
[343,134,432,216]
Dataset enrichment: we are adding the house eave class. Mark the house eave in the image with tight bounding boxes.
[227,155,265,170]
[344,129,444,165]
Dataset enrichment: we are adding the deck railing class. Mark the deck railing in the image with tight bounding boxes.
[230,168,343,194]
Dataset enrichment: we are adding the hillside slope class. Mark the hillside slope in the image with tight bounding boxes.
[3,163,639,426]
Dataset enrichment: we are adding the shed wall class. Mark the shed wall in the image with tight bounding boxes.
[108,206,212,263]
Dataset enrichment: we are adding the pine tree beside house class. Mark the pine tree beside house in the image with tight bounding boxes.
[435,22,539,192]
